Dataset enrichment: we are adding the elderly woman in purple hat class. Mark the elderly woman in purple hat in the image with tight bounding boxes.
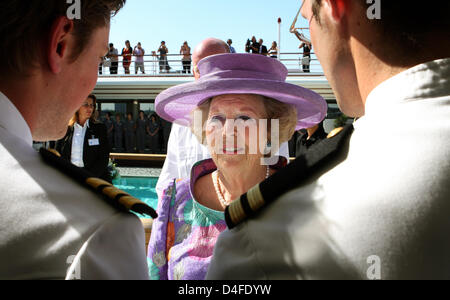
[147,53,327,280]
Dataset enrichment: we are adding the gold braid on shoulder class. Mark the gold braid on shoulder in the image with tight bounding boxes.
[40,148,158,219]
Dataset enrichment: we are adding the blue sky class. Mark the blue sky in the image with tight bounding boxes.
[109,0,310,55]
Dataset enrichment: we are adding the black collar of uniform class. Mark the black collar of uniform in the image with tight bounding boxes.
[299,125,327,145]
[225,124,354,229]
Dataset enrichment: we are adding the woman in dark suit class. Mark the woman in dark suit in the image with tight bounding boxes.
[56,94,111,183]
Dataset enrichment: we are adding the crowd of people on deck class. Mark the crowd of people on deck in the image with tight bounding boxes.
[99,36,311,75]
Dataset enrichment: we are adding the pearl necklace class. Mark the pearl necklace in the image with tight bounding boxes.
[213,166,271,208]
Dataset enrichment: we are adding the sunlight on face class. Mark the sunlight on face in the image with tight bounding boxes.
[205,94,268,168]
[51,25,110,138]
[78,97,95,123]
[300,0,312,22]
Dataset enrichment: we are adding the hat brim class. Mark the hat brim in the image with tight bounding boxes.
[155,78,328,130]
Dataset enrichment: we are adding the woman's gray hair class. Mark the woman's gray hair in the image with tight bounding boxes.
[190,95,298,149]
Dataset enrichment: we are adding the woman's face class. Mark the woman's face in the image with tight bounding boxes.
[205,94,268,170]
[78,97,94,123]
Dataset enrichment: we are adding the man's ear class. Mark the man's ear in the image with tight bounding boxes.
[47,17,74,74]
[322,0,349,23]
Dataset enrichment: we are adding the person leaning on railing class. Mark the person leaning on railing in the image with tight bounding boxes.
[299,41,312,73]
[158,41,170,73]
[268,41,278,59]
[122,40,133,74]
[133,42,146,75]
[107,43,119,74]
[180,41,192,74]
[227,39,236,54]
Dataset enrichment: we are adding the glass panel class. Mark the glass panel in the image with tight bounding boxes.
[139,103,155,115]
[99,102,127,120]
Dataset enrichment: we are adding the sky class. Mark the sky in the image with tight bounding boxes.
[109,0,311,56]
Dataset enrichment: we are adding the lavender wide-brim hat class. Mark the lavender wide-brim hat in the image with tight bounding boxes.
[155,53,327,130]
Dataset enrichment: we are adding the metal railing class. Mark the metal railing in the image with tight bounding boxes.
[98,52,323,77]
[281,52,322,75]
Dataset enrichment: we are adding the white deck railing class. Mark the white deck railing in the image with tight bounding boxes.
[99,52,323,77]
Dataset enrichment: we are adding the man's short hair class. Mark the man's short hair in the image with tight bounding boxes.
[0,0,126,77]
[312,0,450,52]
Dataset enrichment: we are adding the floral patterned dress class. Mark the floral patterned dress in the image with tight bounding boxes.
[147,159,226,280]
[147,157,287,280]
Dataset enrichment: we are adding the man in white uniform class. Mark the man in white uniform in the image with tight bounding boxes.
[156,38,291,198]
[0,0,151,280]
[208,0,450,279]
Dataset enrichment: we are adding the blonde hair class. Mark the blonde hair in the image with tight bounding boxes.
[263,96,297,145]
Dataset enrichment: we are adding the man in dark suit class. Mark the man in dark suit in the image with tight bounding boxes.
[250,36,260,54]
[258,39,268,56]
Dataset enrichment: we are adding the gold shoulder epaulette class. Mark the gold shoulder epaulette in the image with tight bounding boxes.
[40,148,158,219]
[327,127,344,139]
[225,124,354,229]
[225,184,265,229]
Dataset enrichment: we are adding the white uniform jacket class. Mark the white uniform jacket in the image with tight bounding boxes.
[0,92,149,280]
[207,58,450,280]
